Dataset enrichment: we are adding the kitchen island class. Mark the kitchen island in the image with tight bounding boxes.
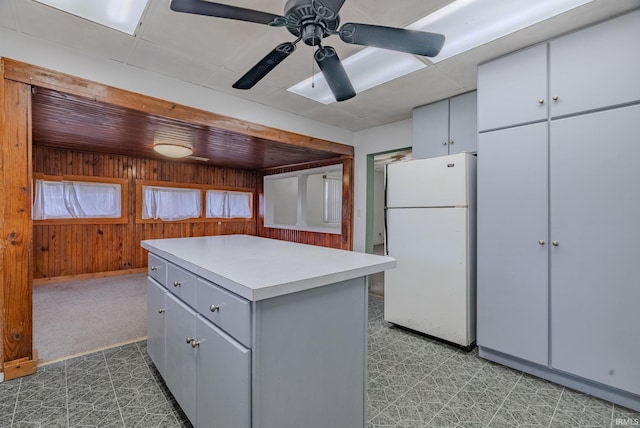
[142,235,396,428]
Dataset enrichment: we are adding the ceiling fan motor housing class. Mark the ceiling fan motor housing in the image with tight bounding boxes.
[283,0,340,45]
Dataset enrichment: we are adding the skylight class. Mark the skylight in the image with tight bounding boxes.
[34,0,150,35]
[288,0,595,103]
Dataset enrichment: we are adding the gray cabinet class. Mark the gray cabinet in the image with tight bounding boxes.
[476,10,640,410]
[549,11,640,118]
[196,316,251,428]
[164,293,197,423]
[477,44,547,131]
[476,122,549,366]
[147,278,166,374]
[413,91,477,158]
[549,105,640,395]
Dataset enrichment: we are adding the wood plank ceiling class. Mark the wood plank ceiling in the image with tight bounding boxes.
[30,87,345,170]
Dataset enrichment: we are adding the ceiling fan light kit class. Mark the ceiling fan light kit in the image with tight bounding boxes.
[169,0,445,102]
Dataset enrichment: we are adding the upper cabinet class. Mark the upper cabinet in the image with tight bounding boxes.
[477,44,548,132]
[413,91,478,159]
[478,9,640,132]
[549,11,640,118]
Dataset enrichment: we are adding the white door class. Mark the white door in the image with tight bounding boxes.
[384,207,471,346]
[386,153,470,208]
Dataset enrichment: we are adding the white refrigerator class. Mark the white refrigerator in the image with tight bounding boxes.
[384,152,476,350]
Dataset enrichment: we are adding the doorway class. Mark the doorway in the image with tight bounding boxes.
[365,148,413,296]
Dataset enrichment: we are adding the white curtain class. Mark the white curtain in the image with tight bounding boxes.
[142,186,201,221]
[33,179,121,220]
[323,177,342,223]
[206,190,252,219]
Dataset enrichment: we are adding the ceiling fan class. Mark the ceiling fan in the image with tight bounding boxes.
[169,0,445,102]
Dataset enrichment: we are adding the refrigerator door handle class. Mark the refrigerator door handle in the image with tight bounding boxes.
[384,164,389,255]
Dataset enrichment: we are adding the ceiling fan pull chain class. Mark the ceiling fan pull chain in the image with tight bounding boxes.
[311,42,316,88]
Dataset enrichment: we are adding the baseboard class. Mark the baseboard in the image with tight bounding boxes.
[33,268,147,286]
[0,372,4,382]
[479,346,640,412]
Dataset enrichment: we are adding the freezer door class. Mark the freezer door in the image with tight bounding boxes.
[386,153,472,208]
[384,207,472,346]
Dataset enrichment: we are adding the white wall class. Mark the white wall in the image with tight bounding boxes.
[0,28,353,146]
[353,119,412,252]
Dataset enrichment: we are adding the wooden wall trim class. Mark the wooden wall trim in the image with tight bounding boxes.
[1,79,33,365]
[1,58,354,157]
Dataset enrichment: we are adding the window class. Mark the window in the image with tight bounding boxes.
[136,180,254,223]
[32,175,127,224]
[142,186,201,221]
[206,190,252,219]
[323,175,342,224]
[263,164,343,234]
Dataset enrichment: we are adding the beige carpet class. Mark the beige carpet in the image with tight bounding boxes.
[33,273,147,364]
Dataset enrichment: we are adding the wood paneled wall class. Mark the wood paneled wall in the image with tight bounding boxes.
[32,147,257,280]
[257,158,354,250]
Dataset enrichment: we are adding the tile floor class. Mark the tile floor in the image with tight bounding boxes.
[1,295,638,427]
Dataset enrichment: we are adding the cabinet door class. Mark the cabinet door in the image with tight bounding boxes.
[549,10,640,118]
[550,105,640,395]
[449,91,477,154]
[477,122,549,365]
[147,278,166,376]
[196,316,251,428]
[412,98,450,158]
[164,294,197,423]
[477,44,548,131]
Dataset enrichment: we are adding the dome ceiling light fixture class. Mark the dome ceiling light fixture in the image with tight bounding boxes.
[153,141,193,158]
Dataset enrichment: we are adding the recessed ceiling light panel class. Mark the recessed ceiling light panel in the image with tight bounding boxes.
[288,48,426,104]
[411,0,595,63]
[34,0,150,35]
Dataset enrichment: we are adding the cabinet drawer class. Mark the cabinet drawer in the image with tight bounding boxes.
[167,263,197,308]
[196,278,251,347]
[148,253,167,286]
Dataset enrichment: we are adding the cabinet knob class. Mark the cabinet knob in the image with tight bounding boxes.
[442,141,447,146]
[538,99,545,104]
[552,241,559,247]
[173,281,182,288]
[191,340,200,348]
[186,336,194,344]
[552,95,559,101]
[538,240,545,245]
[210,304,220,313]
[449,140,454,145]
[158,308,165,314]
[150,266,158,272]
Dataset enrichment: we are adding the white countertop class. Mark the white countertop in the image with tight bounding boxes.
[141,235,396,301]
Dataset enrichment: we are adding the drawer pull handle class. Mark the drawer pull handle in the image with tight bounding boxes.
[173,281,182,288]
[158,309,165,314]
[191,340,200,348]
[186,337,194,344]
[210,304,220,313]
[538,99,545,104]
[150,266,158,272]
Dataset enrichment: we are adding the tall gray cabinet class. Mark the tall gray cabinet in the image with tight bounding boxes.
[477,10,640,411]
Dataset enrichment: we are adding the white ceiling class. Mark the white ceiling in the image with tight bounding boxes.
[1,0,638,131]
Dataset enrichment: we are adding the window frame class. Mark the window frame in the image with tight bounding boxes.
[32,173,128,225]
[135,179,254,224]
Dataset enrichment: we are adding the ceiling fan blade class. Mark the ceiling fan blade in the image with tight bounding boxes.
[170,0,285,26]
[311,0,346,20]
[314,46,356,102]
[233,43,296,90]
[339,23,445,57]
